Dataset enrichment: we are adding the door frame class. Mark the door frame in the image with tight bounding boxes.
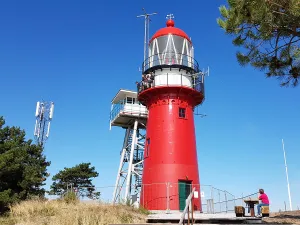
[178,180,193,211]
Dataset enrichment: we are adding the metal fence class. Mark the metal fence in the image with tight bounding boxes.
[138,183,249,214]
[201,185,236,214]
[48,183,257,215]
[110,99,148,122]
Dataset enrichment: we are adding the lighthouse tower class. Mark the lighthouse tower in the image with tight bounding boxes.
[138,15,205,211]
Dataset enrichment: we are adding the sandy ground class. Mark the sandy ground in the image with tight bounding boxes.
[263,211,300,224]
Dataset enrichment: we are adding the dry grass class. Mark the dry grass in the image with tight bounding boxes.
[0,200,148,225]
[263,210,300,224]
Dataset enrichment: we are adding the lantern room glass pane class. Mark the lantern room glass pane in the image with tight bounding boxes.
[151,36,192,58]
[146,35,194,71]
[156,36,168,53]
[172,36,184,54]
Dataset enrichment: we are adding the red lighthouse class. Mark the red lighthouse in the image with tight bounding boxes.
[138,15,205,212]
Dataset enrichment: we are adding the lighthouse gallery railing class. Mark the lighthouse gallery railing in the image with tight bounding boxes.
[136,73,205,98]
[142,53,200,73]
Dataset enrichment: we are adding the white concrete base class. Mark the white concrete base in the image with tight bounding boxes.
[147,211,262,223]
[148,211,236,219]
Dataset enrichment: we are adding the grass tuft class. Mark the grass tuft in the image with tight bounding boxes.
[0,199,147,225]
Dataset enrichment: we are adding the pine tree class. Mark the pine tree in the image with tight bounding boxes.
[0,116,50,213]
[217,0,300,87]
[49,163,100,200]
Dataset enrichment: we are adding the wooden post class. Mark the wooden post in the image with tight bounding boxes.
[179,187,196,225]
[250,203,255,217]
[192,198,194,224]
[188,204,190,225]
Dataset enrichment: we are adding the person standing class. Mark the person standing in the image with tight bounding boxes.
[257,189,270,217]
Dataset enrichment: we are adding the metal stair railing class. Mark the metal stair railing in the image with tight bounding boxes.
[179,187,196,225]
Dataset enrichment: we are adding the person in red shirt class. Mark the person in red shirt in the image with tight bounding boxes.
[257,189,270,217]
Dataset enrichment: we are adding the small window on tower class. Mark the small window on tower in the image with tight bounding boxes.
[179,107,186,118]
[145,138,150,157]
[126,97,135,104]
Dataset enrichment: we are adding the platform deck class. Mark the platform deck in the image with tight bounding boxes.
[147,211,262,224]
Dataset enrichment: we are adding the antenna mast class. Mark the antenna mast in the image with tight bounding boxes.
[34,101,54,148]
[282,139,293,211]
[137,8,157,63]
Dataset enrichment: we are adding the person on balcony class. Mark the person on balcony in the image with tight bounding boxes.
[144,73,152,88]
[150,72,155,87]
[136,81,141,93]
[146,72,154,88]
[256,189,269,217]
[141,74,148,90]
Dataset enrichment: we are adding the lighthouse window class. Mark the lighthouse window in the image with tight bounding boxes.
[179,107,186,118]
[145,138,150,157]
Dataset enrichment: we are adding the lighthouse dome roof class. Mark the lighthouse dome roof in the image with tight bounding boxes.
[149,19,191,43]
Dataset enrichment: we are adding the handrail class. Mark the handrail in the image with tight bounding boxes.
[110,102,148,122]
[179,187,196,225]
[137,73,205,97]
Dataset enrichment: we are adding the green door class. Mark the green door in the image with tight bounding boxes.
[178,181,192,211]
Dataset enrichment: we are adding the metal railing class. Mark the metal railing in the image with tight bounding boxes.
[139,183,237,214]
[205,186,236,214]
[179,187,196,225]
[110,101,148,122]
[47,183,258,215]
[137,73,205,97]
[142,53,200,73]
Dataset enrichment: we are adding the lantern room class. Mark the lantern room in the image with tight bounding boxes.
[143,17,198,74]
[138,15,205,104]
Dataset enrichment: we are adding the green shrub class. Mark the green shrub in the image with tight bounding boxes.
[63,192,78,204]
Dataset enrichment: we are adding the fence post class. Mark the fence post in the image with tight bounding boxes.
[284,201,287,211]
[233,195,236,207]
[166,182,170,213]
[241,193,244,207]
[207,199,214,214]
[207,199,210,214]
[225,191,228,213]
[218,190,221,213]
[211,186,214,214]
[192,198,194,224]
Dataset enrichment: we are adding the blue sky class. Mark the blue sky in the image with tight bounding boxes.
[0,0,299,211]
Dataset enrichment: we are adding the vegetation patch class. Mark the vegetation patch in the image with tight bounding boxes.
[0,200,148,225]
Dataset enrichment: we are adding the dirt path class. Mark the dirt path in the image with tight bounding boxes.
[263,211,300,224]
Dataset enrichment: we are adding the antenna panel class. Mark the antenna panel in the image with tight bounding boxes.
[34,119,38,136]
[49,103,54,119]
[35,102,40,117]
[34,100,55,147]
[37,124,40,138]
[41,104,45,115]
[46,121,51,138]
